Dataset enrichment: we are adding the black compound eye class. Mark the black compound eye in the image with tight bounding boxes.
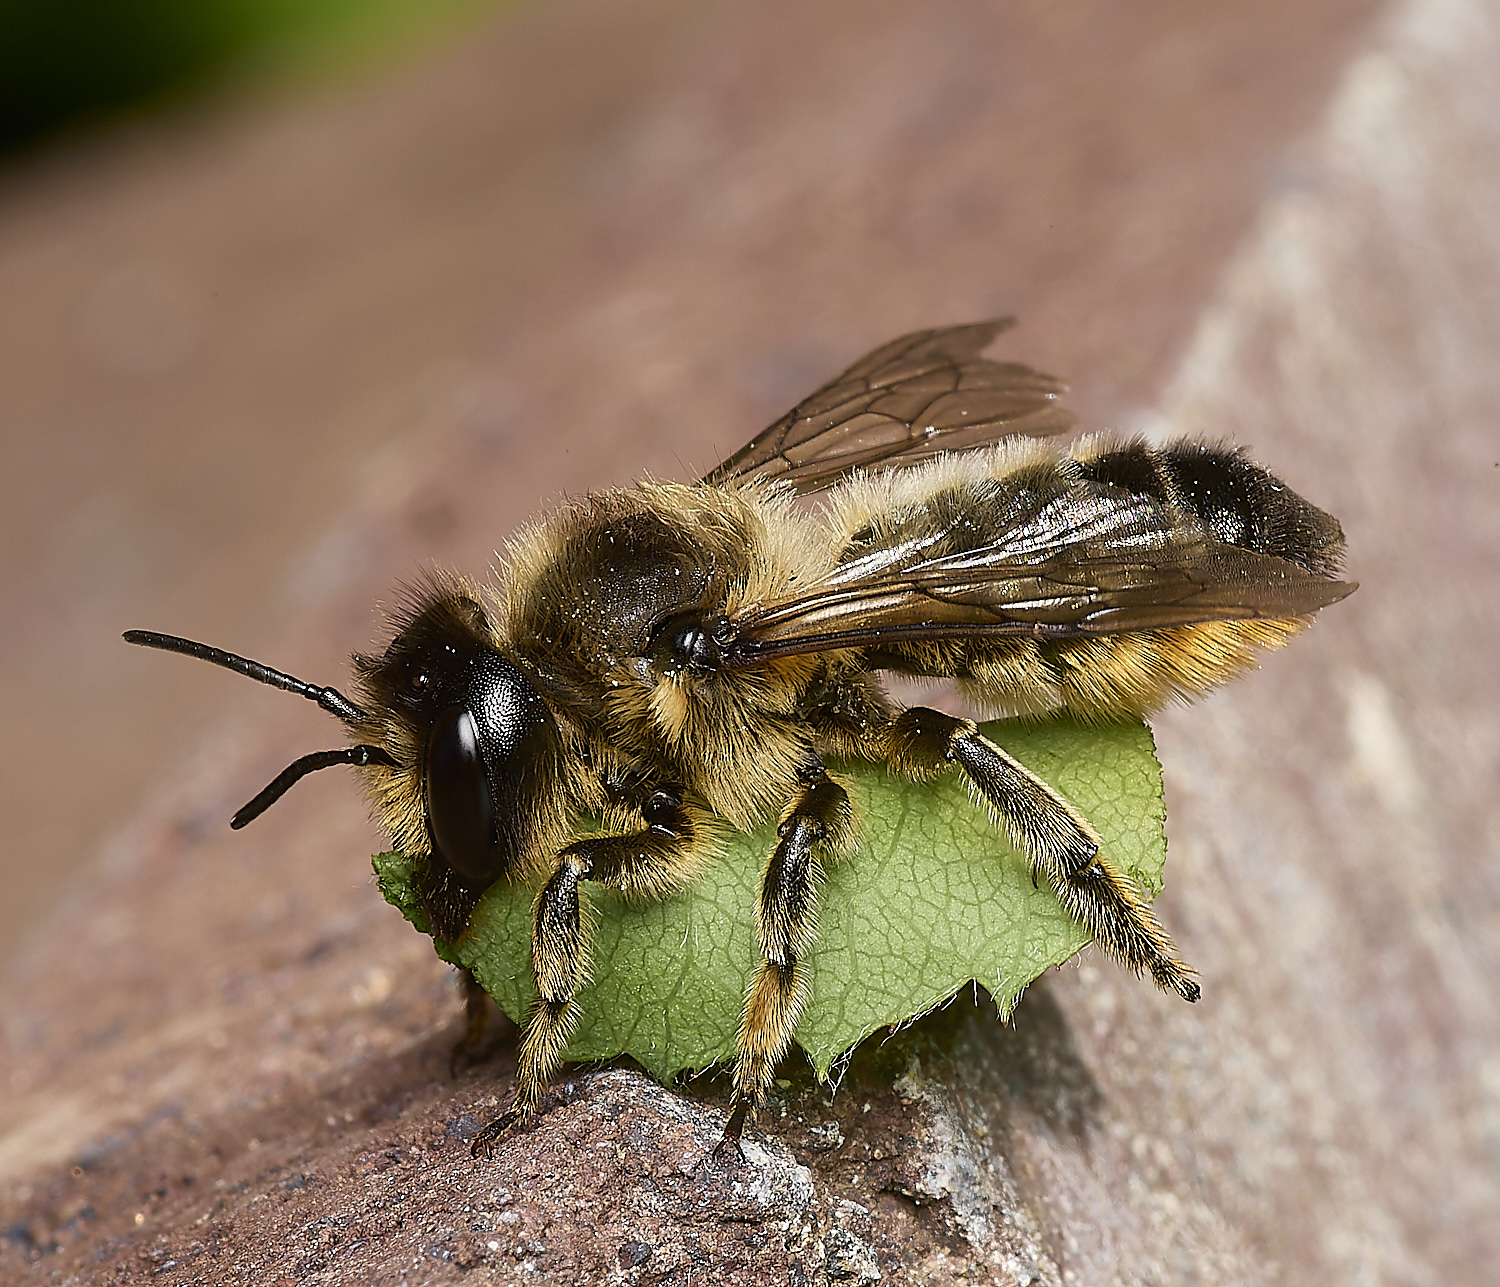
[425,704,498,889]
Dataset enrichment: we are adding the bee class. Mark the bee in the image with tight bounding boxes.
[126,320,1354,1155]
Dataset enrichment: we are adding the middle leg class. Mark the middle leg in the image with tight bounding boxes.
[723,760,854,1147]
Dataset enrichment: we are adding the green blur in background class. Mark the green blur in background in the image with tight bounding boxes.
[0,0,500,157]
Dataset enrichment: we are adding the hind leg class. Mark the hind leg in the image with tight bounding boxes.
[884,707,1198,1001]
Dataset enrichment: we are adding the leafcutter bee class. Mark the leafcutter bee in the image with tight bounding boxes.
[126,320,1354,1153]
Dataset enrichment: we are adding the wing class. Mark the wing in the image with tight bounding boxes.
[719,485,1356,666]
[700,320,1077,495]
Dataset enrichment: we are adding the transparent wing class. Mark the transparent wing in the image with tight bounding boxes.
[720,486,1356,665]
[700,320,1076,495]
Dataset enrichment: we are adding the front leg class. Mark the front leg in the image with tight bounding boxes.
[723,762,854,1148]
[471,788,707,1157]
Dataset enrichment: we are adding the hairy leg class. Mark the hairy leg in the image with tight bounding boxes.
[885,707,1198,1002]
[722,764,854,1149]
[471,788,708,1157]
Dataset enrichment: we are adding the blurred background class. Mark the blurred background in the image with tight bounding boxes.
[1,0,525,963]
[0,0,499,157]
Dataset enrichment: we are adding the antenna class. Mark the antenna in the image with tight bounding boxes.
[123,629,369,722]
[231,745,397,828]
[124,629,398,827]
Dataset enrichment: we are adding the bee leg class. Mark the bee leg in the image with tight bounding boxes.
[449,968,489,1078]
[886,707,1200,1003]
[721,766,854,1155]
[471,789,703,1158]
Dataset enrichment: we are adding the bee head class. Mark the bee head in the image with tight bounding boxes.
[354,585,565,898]
[125,579,566,927]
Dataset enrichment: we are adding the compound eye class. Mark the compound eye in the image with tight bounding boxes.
[425,704,498,889]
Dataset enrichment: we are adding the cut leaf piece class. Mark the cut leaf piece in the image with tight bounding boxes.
[373,717,1166,1083]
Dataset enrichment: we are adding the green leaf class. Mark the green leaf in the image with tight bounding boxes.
[373,717,1166,1083]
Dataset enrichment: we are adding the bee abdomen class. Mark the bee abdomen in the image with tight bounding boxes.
[1073,438,1346,577]
[876,437,1348,721]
